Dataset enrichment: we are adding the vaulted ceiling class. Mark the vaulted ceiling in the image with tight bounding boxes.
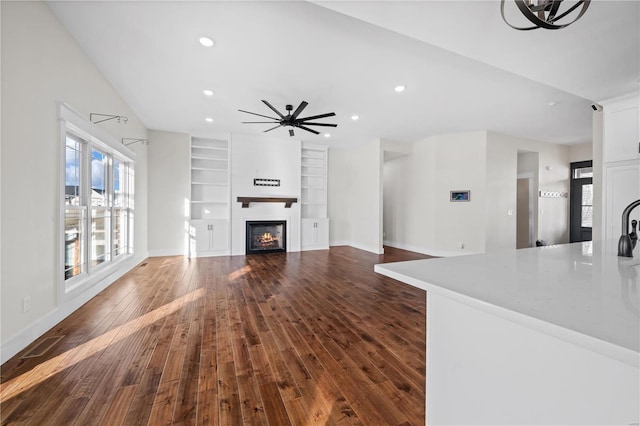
[47,1,639,148]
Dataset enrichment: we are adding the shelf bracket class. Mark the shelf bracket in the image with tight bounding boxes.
[90,113,129,124]
[122,138,149,147]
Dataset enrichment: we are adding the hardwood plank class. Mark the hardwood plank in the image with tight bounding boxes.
[0,246,430,426]
[217,361,243,425]
[98,384,137,425]
[259,381,292,426]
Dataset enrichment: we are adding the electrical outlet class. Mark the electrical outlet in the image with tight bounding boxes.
[23,296,31,313]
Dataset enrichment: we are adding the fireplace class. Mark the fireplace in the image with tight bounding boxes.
[246,220,286,254]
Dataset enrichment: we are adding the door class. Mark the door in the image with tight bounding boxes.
[570,161,593,243]
[516,178,531,248]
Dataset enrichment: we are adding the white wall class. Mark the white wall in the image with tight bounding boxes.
[328,139,384,254]
[569,143,593,163]
[592,112,604,240]
[147,129,190,256]
[327,147,352,246]
[434,132,487,253]
[383,132,487,256]
[487,132,571,245]
[485,135,517,251]
[381,131,572,256]
[230,133,301,255]
[1,1,149,362]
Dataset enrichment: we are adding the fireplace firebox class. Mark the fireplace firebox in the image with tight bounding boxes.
[246,221,286,254]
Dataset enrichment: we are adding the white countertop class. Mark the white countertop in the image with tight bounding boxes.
[375,241,640,367]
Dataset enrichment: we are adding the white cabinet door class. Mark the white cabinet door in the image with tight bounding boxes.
[315,218,330,249]
[603,95,639,163]
[210,219,229,252]
[604,161,640,243]
[189,219,229,257]
[301,218,329,250]
[190,220,210,257]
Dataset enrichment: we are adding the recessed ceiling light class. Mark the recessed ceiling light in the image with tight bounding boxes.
[203,89,214,96]
[351,115,359,121]
[324,133,331,138]
[394,85,406,93]
[547,101,557,107]
[205,117,213,123]
[199,37,215,47]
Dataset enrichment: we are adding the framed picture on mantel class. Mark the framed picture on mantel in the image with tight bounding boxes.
[450,190,470,202]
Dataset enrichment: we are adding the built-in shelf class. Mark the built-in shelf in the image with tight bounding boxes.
[237,197,298,208]
[300,144,328,220]
[191,137,230,222]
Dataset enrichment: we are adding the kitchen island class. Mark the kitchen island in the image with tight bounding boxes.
[375,241,639,425]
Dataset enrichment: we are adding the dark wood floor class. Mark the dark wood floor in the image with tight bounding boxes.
[1,246,431,425]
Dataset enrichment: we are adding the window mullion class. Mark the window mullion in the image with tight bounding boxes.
[83,141,92,273]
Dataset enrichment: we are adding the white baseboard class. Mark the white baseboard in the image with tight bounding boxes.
[383,240,481,257]
[0,255,146,364]
[148,249,186,257]
[329,240,383,254]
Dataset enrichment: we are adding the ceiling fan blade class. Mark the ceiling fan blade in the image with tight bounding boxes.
[298,112,336,122]
[290,101,308,120]
[297,125,320,135]
[238,109,279,120]
[263,124,282,133]
[298,122,337,127]
[262,100,285,118]
[289,129,294,137]
[241,121,279,124]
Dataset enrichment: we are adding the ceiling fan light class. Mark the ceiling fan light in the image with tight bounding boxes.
[500,0,591,31]
[351,115,360,121]
[324,133,331,138]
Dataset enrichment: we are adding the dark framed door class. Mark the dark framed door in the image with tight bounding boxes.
[570,160,593,243]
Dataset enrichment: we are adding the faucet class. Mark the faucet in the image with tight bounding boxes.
[618,199,640,257]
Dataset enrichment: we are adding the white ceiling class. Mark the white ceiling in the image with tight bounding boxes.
[47,1,639,149]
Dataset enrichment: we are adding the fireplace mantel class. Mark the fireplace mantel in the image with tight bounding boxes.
[237,196,298,208]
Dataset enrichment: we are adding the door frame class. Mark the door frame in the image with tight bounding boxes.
[569,160,593,243]
[517,172,536,248]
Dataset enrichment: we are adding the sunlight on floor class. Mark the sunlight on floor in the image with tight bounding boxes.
[228,265,252,281]
[0,288,204,403]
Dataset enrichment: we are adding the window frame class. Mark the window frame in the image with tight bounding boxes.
[58,103,136,297]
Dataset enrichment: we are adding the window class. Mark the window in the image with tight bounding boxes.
[65,135,86,279]
[60,104,135,293]
[581,183,593,228]
[573,166,593,179]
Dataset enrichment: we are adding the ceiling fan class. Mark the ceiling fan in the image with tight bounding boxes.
[239,100,337,137]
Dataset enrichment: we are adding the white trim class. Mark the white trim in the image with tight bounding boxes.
[517,171,536,247]
[148,249,186,257]
[383,240,481,257]
[58,103,137,302]
[342,241,384,254]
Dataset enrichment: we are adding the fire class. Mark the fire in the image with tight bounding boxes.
[259,232,277,244]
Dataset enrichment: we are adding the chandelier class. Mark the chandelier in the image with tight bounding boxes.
[500,0,591,30]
